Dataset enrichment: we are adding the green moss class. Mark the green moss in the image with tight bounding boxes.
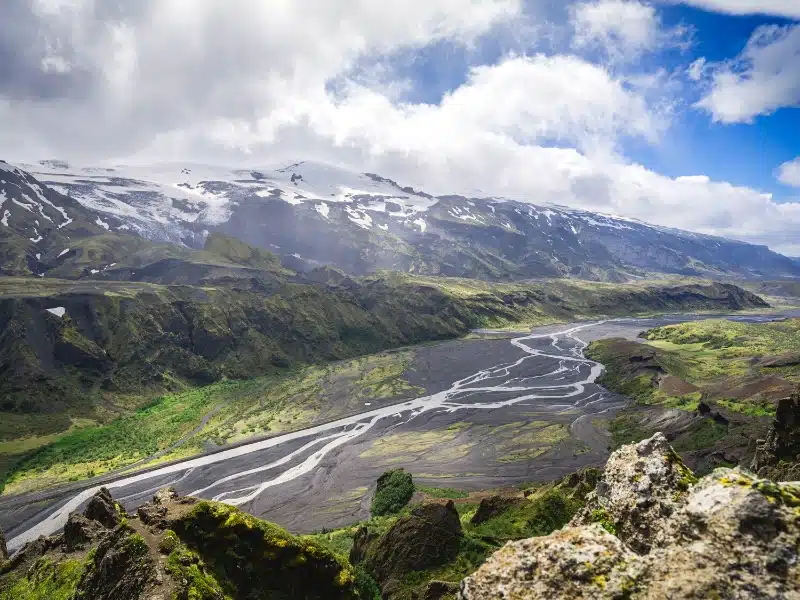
[171,501,359,599]
[158,530,180,554]
[666,448,698,491]
[589,508,617,535]
[372,470,415,517]
[752,480,800,508]
[416,486,469,499]
[165,539,232,600]
[1,558,85,600]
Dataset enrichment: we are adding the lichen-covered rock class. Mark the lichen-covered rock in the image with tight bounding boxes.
[470,495,525,525]
[63,514,106,551]
[460,433,800,600]
[571,432,696,553]
[459,524,645,600]
[365,501,463,597]
[644,469,800,599]
[84,487,123,529]
[73,525,157,600]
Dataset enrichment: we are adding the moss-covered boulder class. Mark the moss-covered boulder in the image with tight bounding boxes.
[365,501,463,597]
[169,501,360,599]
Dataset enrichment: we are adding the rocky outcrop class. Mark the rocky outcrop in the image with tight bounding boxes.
[364,501,463,598]
[571,432,696,554]
[460,433,800,600]
[752,388,800,480]
[470,495,525,525]
[84,486,123,529]
[74,525,157,600]
[64,514,106,551]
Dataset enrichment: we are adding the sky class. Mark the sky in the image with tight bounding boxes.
[0,0,799,254]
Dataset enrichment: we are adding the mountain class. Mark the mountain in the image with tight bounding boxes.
[7,159,799,281]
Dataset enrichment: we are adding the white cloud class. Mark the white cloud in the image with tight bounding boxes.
[571,0,690,62]
[2,0,800,257]
[662,1,800,19]
[695,25,800,123]
[778,157,800,188]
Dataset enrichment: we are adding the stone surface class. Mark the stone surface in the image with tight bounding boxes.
[460,433,800,600]
[84,487,123,529]
[64,513,106,551]
[752,389,800,480]
[424,580,460,600]
[460,524,645,600]
[571,432,695,554]
[74,525,157,600]
[365,501,463,598]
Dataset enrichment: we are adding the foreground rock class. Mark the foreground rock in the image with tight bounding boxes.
[460,433,800,599]
[359,501,463,598]
[1,486,361,600]
[752,388,800,480]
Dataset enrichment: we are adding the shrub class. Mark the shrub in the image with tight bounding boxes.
[371,469,414,517]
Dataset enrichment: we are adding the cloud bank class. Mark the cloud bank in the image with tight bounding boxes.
[1,0,799,255]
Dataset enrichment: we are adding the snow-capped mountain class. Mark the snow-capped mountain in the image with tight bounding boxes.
[3,159,800,281]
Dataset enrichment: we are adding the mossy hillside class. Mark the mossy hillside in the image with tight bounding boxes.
[588,318,800,470]
[170,501,360,599]
[0,558,85,600]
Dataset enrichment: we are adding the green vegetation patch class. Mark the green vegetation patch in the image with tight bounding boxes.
[372,470,415,517]
[416,485,469,499]
[0,558,85,600]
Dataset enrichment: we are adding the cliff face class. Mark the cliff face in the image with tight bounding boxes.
[459,433,800,600]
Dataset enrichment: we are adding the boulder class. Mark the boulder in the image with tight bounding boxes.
[644,469,800,599]
[73,525,157,600]
[460,524,645,600]
[365,501,463,597]
[571,432,695,554]
[470,495,524,524]
[63,514,106,551]
[84,487,123,529]
[459,433,800,600]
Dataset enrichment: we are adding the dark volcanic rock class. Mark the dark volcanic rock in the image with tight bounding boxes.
[74,525,157,600]
[64,514,106,551]
[84,487,122,529]
[752,388,800,480]
[424,580,460,599]
[366,501,463,597]
[349,525,378,565]
[470,495,525,525]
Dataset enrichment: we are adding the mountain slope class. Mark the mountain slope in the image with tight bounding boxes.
[10,159,800,281]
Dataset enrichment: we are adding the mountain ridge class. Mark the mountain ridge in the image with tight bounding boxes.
[3,159,798,281]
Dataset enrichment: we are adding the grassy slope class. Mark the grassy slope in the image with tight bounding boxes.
[587,318,800,472]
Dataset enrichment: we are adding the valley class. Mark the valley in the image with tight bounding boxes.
[4,310,798,557]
